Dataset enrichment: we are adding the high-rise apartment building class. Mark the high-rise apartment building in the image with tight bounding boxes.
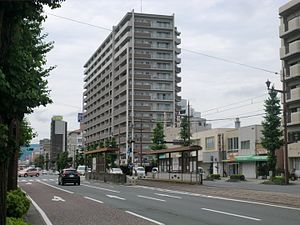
[83,11,181,162]
[279,0,300,171]
[50,115,67,165]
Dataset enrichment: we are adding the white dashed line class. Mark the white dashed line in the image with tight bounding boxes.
[81,184,120,193]
[84,196,104,204]
[38,181,74,194]
[106,194,126,200]
[137,195,166,202]
[154,193,182,199]
[201,208,261,221]
[126,211,165,225]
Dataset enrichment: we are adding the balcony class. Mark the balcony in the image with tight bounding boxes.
[133,84,151,90]
[175,47,181,54]
[281,40,300,60]
[288,111,300,126]
[135,43,151,48]
[175,66,181,73]
[175,86,181,92]
[134,95,151,100]
[135,21,151,27]
[175,57,181,64]
[175,76,181,83]
[175,37,181,45]
[135,106,151,111]
[135,32,151,38]
[287,87,300,103]
[289,63,300,79]
[288,141,300,157]
[280,17,300,38]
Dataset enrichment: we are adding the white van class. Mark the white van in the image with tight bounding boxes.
[77,165,86,176]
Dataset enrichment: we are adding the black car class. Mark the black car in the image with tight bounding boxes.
[58,168,80,185]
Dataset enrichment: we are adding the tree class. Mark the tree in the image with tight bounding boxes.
[261,87,283,180]
[56,152,69,171]
[151,122,167,150]
[180,116,191,146]
[34,155,45,169]
[0,2,64,223]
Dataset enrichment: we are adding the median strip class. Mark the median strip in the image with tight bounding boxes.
[201,208,261,221]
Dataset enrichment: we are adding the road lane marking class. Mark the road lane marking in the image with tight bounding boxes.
[137,195,166,202]
[126,211,165,225]
[38,181,74,194]
[26,194,53,225]
[201,208,261,221]
[29,179,34,182]
[25,182,32,185]
[84,196,104,204]
[52,196,65,202]
[154,193,182,199]
[134,185,300,211]
[21,179,26,182]
[106,194,126,200]
[42,179,48,181]
[81,184,120,193]
[49,179,54,181]
[36,179,41,182]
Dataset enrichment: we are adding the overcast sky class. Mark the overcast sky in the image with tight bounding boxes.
[28,0,288,143]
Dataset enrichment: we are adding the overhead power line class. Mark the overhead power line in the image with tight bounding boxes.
[46,13,279,75]
[182,48,278,75]
[46,13,112,31]
[206,113,265,122]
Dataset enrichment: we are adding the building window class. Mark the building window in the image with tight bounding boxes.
[228,137,238,151]
[241,140,250,149]
[205,137,215,150]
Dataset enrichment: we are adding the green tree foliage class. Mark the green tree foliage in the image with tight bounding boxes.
[6,188,30,218]
[56,152,70,171]
[33,155,44,169]
[261,87,283,179]
[75,149,84,168]
[151,122,167,150]
[0,1,64,223]
[180,116,191,146]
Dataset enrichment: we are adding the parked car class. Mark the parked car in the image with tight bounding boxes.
[109,168,123,174]
[58,168,80,186]
[134,166,146,178]
[77,165,86,176]
[18,168,40,177]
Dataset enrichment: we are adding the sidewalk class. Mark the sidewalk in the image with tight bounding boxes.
[24,203,46,225]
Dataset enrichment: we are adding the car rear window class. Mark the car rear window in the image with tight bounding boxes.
[64,170,77,174]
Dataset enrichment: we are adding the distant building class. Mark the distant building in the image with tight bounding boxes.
[279,0,300,172]
[67,129,83,167]
[39,138,50,157]
[50,116,67,166]
[19,144,39,162]
[83,11,182,163]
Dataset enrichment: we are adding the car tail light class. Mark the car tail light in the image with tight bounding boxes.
[77,172,80,176]
[62,173,67,177]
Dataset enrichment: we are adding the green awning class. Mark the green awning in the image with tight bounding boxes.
[235,155,268,162]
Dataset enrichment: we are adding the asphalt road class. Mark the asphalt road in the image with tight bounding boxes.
[19,175,300,225]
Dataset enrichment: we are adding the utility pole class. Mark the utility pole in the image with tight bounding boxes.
[188,101,191,146]
[118,127,121,166]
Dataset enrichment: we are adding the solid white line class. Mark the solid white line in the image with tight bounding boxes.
[42,179,48,181]
[29,179,34,182]
[135,185,300,211]
[21,179,26,182]
[106,194,126,200]
[201,208,261,221]
[154,193,182,199]
[36,179,41,182]
[137,195,166,202]
[126,211,165,225]
[81,184,120,193]
[84,196,103,204]
[26,194,53,225]
[49,179,54,181]
[38,181,74,194]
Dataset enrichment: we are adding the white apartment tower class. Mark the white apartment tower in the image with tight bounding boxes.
[83,11,181,162]
[279,0,300,171]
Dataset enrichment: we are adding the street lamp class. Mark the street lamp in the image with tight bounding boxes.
[265,79,289,185]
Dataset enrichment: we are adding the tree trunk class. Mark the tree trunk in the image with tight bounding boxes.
[7,119,20,191]
[0,159,8,225]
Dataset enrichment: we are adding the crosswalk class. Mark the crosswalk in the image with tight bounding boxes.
[18,178,56,183]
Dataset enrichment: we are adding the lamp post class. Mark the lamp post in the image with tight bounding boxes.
[265,79,289,185]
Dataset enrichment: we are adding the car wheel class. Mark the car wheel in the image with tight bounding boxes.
[61,181,64,186]
[24,174,28,177]
[78,181,80,185]
[36,173,39,177]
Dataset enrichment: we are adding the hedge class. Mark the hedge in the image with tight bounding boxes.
[6,217,29,225]
[7,188,30,218]
[230,174,245,181]
[210,174,221,180]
